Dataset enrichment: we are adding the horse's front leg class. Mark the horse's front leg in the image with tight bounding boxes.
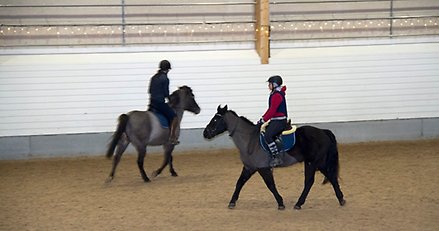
[258,168,285,210]
[136,146,150,182]
[228,166,256,209]
[153,144,177,177]
[168,151,178,177]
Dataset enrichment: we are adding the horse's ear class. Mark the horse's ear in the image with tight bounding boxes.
[217,104,227,114]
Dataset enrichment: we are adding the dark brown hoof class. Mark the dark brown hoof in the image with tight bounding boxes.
[339,199,346,206]
[228,203,236,209]
[294,205,302,210]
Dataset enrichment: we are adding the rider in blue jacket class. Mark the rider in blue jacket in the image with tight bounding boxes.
[148,60,179,145]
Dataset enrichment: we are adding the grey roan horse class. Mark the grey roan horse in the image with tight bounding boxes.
[203,105,345,210]
[106,86,200,182]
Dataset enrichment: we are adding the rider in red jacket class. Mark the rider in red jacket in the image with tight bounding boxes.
[258,75,288,167]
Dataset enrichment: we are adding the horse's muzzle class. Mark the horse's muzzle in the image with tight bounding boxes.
[203,128,213,139]
[189,106,200,115]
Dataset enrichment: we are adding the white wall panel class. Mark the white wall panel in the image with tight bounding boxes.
[1,40,439,137]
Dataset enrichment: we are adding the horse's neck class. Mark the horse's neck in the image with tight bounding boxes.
[171,105,184,124]
[224,113,256,153]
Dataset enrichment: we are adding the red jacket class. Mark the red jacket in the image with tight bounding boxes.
[262,86,287,122]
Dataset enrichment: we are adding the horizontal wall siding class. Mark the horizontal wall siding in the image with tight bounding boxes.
[1,40,439,137]
[269,44,439,123]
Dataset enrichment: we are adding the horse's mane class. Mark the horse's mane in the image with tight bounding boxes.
[169,85,192,107]
[227,110,255,127]
[179,85,193,93]
[227,109,259,154]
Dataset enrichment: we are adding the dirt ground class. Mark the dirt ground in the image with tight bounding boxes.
[0,139,438,231]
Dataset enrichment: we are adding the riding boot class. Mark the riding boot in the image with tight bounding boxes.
[168,117,180,145]
[268,142,283,167]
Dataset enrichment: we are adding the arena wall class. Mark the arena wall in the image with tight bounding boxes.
[1,117,439,160]
[1,38,439,159]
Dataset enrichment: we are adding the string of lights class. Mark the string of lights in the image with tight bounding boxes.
[1,18,437,44]
[0,1,438,47]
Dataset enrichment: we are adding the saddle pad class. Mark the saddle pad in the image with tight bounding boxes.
[260,120,297,135]
[259,132,296,153]
[282,125,297,135]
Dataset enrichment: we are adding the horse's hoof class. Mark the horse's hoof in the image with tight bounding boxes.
[278,205,286,210]
[171,172,178,177]
[294,205,302,210]
[228,203,236,209]
[339,199,346,206]
[152,171,159,178]
[105,176,113,183]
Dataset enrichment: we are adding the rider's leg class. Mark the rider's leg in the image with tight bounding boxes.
[156,102,180,145]
[267,141,283,167]
[265,120,286,167]
[168,117,180,145]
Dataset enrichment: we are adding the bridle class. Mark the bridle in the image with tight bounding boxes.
[170,91,199,113]
[214,112,239,137]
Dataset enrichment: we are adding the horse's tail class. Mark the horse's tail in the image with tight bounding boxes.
[322,129,340,185]
[106,114,129,159]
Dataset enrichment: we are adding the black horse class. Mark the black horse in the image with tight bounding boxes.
[203,105,345,210]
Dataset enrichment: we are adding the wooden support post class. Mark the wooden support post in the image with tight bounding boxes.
[255,0,270,64]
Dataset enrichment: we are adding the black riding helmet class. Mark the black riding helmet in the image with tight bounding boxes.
[159,60,172,70]
[267,75,283,87]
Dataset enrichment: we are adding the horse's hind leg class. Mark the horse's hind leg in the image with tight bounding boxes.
[228,166,256,209]
[106,136,129,183]
[136,146,150,182]
[323,171,345,206]
[258,168,285,210]
[294,163,316,210]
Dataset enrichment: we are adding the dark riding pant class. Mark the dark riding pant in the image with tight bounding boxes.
[264,119,287,144]
[150,100,176,123]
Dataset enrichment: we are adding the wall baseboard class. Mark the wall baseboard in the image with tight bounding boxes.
[1,117,438,160]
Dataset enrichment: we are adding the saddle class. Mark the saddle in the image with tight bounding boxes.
[259,120,297,153]
[148,108,170,128]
